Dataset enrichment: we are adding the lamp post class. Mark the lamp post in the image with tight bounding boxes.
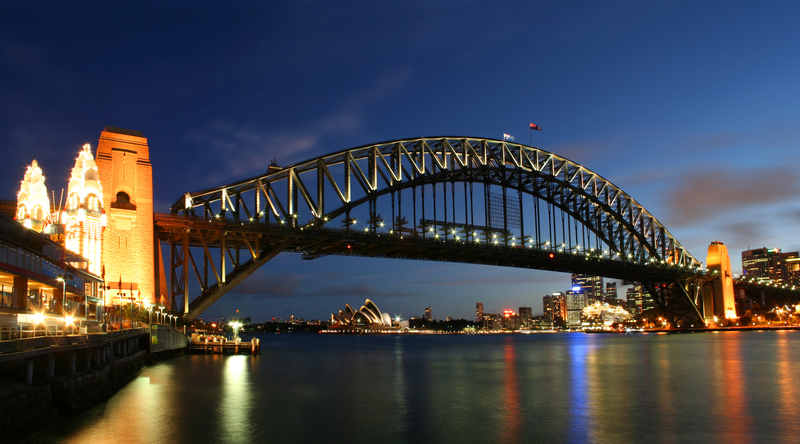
[158,306,165,325]
[145,302,152,325]
[230,321,242,339]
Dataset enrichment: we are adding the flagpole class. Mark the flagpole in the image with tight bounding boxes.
[529,128,532,148]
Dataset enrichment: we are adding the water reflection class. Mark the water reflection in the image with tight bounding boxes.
[499,339,521,444]
[219,356,254,442]
[721,334,751,443]
[23,332,800,443]
[776,332,799,437]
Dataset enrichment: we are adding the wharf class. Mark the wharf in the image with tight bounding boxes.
[189,336,260,355]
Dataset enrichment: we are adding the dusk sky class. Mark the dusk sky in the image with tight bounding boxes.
[3,1,800,322]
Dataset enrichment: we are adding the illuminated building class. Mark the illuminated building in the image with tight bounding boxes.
[424,305,432,322]
[742,247,799,286]
[705,241,737,320]
[481,313,502,330]
[503,309,520,330]
[0,213,103,326]
[543,293,565,321]
[329,299,397,330]
[64,144,106,277]
[96,127,155,306]
[518,307,532,328]
[625,283,652,315]
[16,160,51,232]
[572,273,604,303]
[565,291,586,329]
[476,302,484,323]
[581,301,632,330]
[604,282,617,304]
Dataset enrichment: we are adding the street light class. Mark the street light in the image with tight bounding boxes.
[56,274,68,315]
[230,321,243,339]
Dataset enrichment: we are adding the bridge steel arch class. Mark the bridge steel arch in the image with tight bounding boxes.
[162,137,708,325]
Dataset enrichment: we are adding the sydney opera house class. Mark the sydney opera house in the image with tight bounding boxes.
[330,299,399,331]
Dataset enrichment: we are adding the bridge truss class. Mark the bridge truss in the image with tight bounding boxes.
[161,137,709,325]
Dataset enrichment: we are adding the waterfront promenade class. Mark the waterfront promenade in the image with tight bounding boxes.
[0,325,189,440]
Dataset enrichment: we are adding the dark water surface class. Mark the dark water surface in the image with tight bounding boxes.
[24,331,800,443]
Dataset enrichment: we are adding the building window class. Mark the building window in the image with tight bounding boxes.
[111,191,136,210]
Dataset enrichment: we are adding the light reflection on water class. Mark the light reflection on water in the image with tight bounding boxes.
[22,331,800,444]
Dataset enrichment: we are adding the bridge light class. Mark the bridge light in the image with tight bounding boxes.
[494,240,498,245]
[249,217,253,222]
[475,238,480,243]
[365,228,369,232]
[434,234,439,239]
[324,217,328,221]
[380,222,384,227]
[347,244,351,249]
[280,219,285,224]
[549,253,555,259]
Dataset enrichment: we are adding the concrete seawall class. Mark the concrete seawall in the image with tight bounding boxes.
[0,327,189,440]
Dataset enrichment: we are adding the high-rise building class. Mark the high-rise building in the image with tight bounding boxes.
[572,273,604,303]
[424,306,432,321]
[96,127,156,306]
[543,293,566,320]
[604,282,617,304]
[742,247,799,286]
[519,307,532,328]
[565,291,586,329]
[476,302,484,323]
[626,283,653,315]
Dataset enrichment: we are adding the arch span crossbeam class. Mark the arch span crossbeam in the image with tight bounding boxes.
[165,137,703,322]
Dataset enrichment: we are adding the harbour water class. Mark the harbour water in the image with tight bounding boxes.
[23,330,800,443]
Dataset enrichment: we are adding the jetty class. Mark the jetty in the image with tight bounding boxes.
[189,333,260,355]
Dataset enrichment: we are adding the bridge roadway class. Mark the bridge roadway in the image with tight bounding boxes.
[155,213,709,314]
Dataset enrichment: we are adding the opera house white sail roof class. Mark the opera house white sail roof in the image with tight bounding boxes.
[330,299,395,329]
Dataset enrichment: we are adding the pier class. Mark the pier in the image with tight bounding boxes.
[189,333,260,355]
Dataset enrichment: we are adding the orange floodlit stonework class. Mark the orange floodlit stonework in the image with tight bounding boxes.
[706,241,737,320]
[95,127,155,306]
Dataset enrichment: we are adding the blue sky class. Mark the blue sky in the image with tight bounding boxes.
[3,1,800,322]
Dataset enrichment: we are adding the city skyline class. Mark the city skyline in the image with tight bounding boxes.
[3,2,800,321]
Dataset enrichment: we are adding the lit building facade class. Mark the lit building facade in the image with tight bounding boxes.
[96,127,155,306]
[625,283,653,315]
[565,290,586,329]
[330,299,397,330]
[742,247,799,286]
[604,282,617,304]
[424,305,432,321]
[16,160,51,232]
[543,293,566,321]
[572,273,604,303]
[476,302,484,323]
[64,144,106,277]
[581,301,632,329]
[519,306,532,328]
[705,241,737,320]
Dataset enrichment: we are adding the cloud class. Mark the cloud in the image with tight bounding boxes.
[665,166,800,226]
[182,69,412,186]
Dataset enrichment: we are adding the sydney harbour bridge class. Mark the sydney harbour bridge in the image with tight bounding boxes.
[153,137,796,327]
